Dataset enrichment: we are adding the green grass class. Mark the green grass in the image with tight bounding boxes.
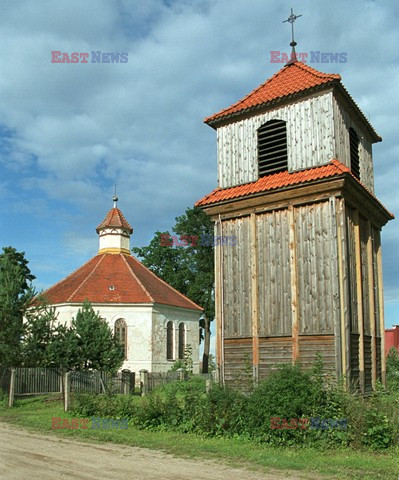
[1,395,398,480]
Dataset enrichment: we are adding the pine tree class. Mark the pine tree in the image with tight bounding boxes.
[0,247,35,366]
[71,301,124,372]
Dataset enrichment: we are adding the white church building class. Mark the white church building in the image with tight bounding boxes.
[41,197,202,374]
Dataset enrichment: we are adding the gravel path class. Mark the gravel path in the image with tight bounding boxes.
[0,423,309,480]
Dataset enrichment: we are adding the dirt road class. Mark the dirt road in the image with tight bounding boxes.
[0,423,308,480]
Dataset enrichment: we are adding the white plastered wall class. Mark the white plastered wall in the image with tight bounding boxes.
[151,304,201,374]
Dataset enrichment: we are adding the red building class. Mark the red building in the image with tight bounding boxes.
[385,326,399,356]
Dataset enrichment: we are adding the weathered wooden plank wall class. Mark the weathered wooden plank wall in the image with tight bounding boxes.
[332,96,374,192]
[217,93,335,188]
[224,338,253,386]
[256,209,292,336]
[222,217,252,338]
[218,199,384,390]
[258,337,292,380]
[295,201,337,335]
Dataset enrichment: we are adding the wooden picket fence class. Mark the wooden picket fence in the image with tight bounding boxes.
[2,367,218,410]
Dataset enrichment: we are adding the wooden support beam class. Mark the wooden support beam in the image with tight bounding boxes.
[289,206,299,363]
[353,209,365,393]
[250,213,259,385]
[366,220,377,389]
[214,219,223,381]
[375,230,387,386]
[335,198,348,383]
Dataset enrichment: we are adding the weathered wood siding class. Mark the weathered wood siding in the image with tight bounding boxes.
[346,207,359,334]
[359,216,370,337]
[298,335,335,372]
[222,217,252,338]
[224,339,253,386]
[332,95,374,192]
[350,333,360,387]
[295,202,338,335]
[258,337,292,380]
[217,92,335,188]
[256,210,292,336]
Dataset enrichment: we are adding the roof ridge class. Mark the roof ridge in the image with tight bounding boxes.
[294,61,341,80]
[40,255,99,300]
[128,255,203,311]
[204,64,291,123]
[121,254,155,303]
[66,254,106,302]
[205,62,342,125]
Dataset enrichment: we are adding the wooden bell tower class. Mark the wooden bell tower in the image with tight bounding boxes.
[196,56,393,393]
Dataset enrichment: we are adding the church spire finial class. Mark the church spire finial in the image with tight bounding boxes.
[113,182,118,208]
[283,7,302,64]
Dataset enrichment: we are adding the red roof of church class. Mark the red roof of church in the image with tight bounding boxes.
[195,159,393,215]
[96,208,133,234]
[205,61,341,125]
[41,253,202,311]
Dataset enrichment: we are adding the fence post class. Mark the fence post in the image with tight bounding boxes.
[140,369,148,396]
[8,368,15,408]
[64,372,70,412]
[122,369,132,395]
[176,368,185,381]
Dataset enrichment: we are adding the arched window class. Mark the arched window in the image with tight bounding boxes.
[178,323,185,359]
[258,119,288,177]
[114,319,127,359]
[349,127,360,180]
[166,321,174,360]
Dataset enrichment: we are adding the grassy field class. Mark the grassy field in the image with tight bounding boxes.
[0,395,398,480]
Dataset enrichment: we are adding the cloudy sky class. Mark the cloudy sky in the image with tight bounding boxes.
[0,0,398,328]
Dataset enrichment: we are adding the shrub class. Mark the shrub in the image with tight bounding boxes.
[72,393,137,419]
[387,347,399,391]
[134,377,206,432]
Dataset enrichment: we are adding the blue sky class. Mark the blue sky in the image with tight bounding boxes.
[0,0,398,328]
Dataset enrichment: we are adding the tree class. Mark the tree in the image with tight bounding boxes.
[71,301,124,372]
[133,206,215,373]
[22,303,59,367]
[0,247,35,366]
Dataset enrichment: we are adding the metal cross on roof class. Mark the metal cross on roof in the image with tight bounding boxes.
[283,8,302,64]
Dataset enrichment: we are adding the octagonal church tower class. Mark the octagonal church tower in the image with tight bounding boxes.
[196,60,393,392]
[42,197,203,374]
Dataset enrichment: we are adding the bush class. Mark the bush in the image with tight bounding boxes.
[134,377,206,432]
[387,347,399,391]
[71,359,399,451]
[72,393,137,419]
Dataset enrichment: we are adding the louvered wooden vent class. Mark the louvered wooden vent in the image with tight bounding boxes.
[258,119,288,177]
[349,127,360,180]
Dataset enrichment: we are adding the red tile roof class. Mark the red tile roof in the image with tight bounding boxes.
[205,61,341,125]
[41,253,202,311]
[196,160,392,210]
[96,208,133,234]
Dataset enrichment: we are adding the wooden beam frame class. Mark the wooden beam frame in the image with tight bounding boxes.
[289,206,299,362]
[214,218,224,383]
[353,209,365,393]
[375,229,386,386]
[250,213,259,384]
[366,220,377,389]
[335,198,348,383]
